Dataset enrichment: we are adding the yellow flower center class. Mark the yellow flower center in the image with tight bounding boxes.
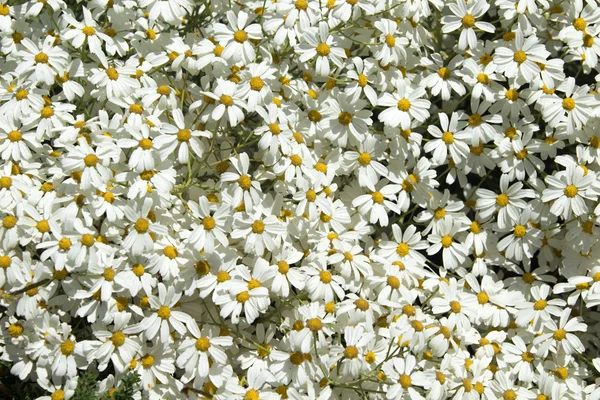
[163,246,178,259]
[8,323,23,337]
[553,328,567,341]
[562,98,576,111]
[106,67,119,80]
[354,298,369,311]
[357,152,371,166]
[385,34,396,47]
[134,218,149,233]
[61,340,75,355]
[233,30,248,43]
[7,130,22,142]
[157,305,171,319]
[338,112,353,126]
[513,225,527,238]
[441,235,453,248]
[468,113,482,126]
[319,270,332,283]
[84,154,99,167]
[564,185,578,198]
[504,389,517,400]
[399,374,412,388]
[387,275,400,289]
[290,154,303,166]
[397,98,411,111]
[505,89,519,101]
[496,194,509,207]
[450,301,462,313]
[438,67,451,80]
[533,299,547,310]
[2,215,16,230]
[513,50,527,64]
[477,292,489,304]
[316,43,331,56]
[195,337,211,352]
[36,219,50,233]
[220,94,233,106]
[41,107,54,118]
[357,74,368,87]
[236,291,250,303]
[216,270,230,283]
[141,354,155,368]
[574,18,587,31]
[372,191,384,204]
[15,89,28,100]
[156,85,171,96]
[251,220,265,234]
[462,14,475,28]
[249,76,264,91]
[138,138,152,150]
[111,331,125,347]
[82,26,95,36]
[477,73,489,84]
[344,345,359,359]
[441,131,454,144]
[35,52,49,64]
[103,267,115,281]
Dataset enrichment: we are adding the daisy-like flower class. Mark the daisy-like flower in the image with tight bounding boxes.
[61,137,114,191]
[230,205,287,256]
[88,314,141,373]
[442,0,495,51]
[303,257,346,303]
[378,224,428,264]
[424,112,470,165]
[382,354,433,400]
[343,135,389,191]
[373,19,408,66]
[542,164,596,219]
[420,54,466,101]
[515,284,566,330]
[427,219,468,270]
[214,275,270,324]
[125,283,200,343]
[153,109,210,164]
[534,308,586,356]
[213,10,261,64]
[351,182,400,226]
[184,197,229,254]
[297,22,346,77]
[89,63,141,100]
[62,7,113,66]
[176,325,232,385]
[539,77,596,134]
[220,152,263,213]
[335,325,375,378]
[325,95,372,146]
[494,30,550,82]
[122,198,168,256]
[378,80,431,130]
[0,119,40,162]
[134,342,176,390]
[476,174,534,229]
[497,207,543,262]
[201,78,247,127]
[16,36,69,86]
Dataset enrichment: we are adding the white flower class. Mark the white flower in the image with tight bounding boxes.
[442,0,495,51]
[542,164,596,219]
[378,80,431,130]
[213,10,261,64]
[297,22,346,77]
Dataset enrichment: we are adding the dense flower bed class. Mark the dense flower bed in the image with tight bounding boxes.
[1,0,600,399]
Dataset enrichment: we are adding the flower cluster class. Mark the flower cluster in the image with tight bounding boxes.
[2,0,600,399]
